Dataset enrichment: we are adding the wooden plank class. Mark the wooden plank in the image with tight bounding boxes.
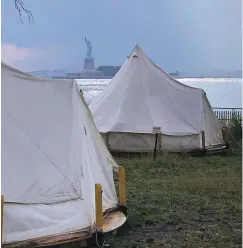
[95,184,103,231]
[118,167,126,206]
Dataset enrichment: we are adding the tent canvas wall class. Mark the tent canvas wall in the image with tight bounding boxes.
[1,63,125,247]
[90,45,225,152]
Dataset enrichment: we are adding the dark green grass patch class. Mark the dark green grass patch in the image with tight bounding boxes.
[107,151,242,248]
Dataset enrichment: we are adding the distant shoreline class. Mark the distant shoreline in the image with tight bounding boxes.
[173,77,242,79]
[30,70,242,80]
[54,76,242,80]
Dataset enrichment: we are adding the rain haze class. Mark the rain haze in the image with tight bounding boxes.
[1,2,243,247]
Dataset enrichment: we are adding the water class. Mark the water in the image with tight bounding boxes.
[77,78,242,108]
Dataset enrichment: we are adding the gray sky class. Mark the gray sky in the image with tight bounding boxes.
[2,0,242,72]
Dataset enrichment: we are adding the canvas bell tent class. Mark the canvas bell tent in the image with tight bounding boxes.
[89,45,225,153]
[1,63,126,247]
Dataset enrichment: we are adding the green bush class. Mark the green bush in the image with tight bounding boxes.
[228,111,242,142]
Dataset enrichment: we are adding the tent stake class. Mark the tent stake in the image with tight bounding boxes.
[118,167,126,206]
[95,184,103,231]
[1,195,4,245]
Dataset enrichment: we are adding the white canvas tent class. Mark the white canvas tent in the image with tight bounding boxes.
[90,45,225,152]
[1,63,126,247]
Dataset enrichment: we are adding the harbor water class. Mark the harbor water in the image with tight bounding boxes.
[78,78,242,109]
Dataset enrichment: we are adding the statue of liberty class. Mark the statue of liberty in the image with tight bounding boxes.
[85,37,92,59]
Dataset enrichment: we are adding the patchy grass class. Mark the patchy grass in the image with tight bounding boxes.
[107,151,242,248]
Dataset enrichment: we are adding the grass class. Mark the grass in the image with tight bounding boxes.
[105,151,242,248]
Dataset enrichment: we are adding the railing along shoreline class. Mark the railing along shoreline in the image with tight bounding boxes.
[212,107,242,122]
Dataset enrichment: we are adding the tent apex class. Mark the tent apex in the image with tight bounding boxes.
[135,44,142,51]
[129,44,142,58]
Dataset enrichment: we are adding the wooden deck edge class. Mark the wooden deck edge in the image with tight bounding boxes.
[2,228,92,248]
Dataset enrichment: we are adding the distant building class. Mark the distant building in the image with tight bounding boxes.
[169,71,179,77]
[97,66,121,77]
[65,71,104,79]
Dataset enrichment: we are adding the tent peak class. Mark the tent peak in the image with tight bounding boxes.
[134,44,142,51]
[127,44,143,59]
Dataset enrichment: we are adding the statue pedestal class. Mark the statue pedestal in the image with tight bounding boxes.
[84,57,94,71]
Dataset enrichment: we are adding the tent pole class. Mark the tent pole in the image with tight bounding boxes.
[95,184,103,231]
[201,130,205,150]
[158,132,162,152]
[118,167,126,206]
[153,133,158,161]
[152,127,161,160]
[1,195,3,245]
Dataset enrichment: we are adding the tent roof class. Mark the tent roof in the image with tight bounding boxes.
[2,63,119,244]
[90,45,205,135]
[127,45,201,90]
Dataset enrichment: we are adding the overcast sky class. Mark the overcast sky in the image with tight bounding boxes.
[2,0,242,72]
